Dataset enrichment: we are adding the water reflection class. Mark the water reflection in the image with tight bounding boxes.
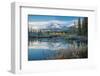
[28,37,87,60]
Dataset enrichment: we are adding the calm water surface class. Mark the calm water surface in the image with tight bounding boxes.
[28,37,87,60]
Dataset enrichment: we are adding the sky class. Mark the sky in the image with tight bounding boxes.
[28,15,84,29]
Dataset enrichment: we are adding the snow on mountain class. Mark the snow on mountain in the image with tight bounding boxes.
[28,20,77,30]
[46,20,76,30]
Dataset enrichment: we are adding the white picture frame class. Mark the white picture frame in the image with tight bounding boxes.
[11,2,96,74]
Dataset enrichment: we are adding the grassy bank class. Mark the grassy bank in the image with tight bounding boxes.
[46,47,88,59]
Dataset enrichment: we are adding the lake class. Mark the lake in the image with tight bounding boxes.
[28,37,87,61]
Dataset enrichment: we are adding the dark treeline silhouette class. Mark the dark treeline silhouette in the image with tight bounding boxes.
[77,17,88,36]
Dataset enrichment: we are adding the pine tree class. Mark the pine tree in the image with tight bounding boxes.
[82,17,88,36]
[77,18,82,35]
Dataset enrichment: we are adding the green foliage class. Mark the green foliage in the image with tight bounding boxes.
[77,17,88,36]
[77,18,82,35]
[82,17,88,36]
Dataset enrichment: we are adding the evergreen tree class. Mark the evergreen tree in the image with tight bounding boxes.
[82,17,88,36]
[77,18,82,35]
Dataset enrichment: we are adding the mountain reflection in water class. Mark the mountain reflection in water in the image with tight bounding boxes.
[28,37,87,60]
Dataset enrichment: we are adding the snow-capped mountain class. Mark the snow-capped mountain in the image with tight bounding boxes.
[46,20,75,31]
[46,22,62,29]
[28,20,76,31]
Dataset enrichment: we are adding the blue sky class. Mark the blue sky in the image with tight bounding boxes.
[28,15,84,29]
[28,15,81,22]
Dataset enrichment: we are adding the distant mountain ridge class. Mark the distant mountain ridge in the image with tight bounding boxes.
[28,20,76,31]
